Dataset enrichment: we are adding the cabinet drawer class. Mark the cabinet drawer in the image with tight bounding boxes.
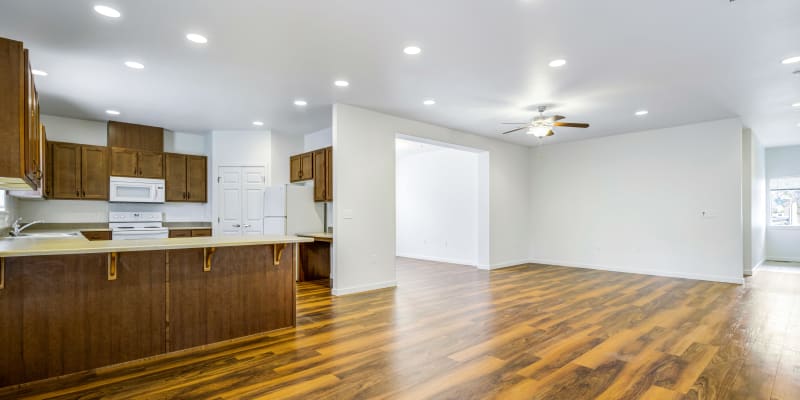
[191,229,212,237]
[81,230,111,241]
[169,229,192,238]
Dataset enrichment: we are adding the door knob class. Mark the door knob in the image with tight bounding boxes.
[232,224,241,228]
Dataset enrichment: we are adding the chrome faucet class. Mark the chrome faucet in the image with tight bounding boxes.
[10,218,44,237]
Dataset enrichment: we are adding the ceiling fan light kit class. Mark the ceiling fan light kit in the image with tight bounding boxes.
[501,105,589,137]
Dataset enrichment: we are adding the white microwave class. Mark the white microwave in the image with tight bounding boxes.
[109,177,165,203]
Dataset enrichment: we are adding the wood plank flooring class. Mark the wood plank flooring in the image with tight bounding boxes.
[2,258,799,399]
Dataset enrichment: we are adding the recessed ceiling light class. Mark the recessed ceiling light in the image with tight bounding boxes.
[423,99,436,106]
[794,102,800,108]
[334,80,350,87]
[186,33,208,44]
[635,110,649,116]
[294,100,308,106]
[548,59,567,68]
[93,5,121,18]
[403,46,422,55]
[106,110,121,116]
[31,69,48,76]
[252,121,264,126]
[782,56,800,65]
[124,61,144,69]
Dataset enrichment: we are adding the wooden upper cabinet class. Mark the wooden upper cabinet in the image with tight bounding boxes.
[80,145,108,200]
[110,147,164,179]
[110,147,138,177]
[137,151,163,179]
[49,141,109,200]
[313,149,326,201]
[290,152,314,182]
[49,142,81,199]
[0,38,41,190]
[186,155,207,202]
[107,121,164,152]
[325,147,333,202]
[164,153,207,203]
[165,153,187,201]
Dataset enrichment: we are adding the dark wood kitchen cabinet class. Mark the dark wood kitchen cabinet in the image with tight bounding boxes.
[0,38,43,191]
[48,141,108,200]
[110,147,164,179]
[312,146,333,202]
[165,153,207,202]
[290,152,314,182]
[107,121,164,153]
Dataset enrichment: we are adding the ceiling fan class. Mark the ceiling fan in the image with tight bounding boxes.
[500,106,589,137]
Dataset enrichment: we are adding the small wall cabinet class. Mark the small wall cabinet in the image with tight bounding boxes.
[48,141,109,200]
[110,147,164,179]
[165,153,207,202]
[290,152,314,182]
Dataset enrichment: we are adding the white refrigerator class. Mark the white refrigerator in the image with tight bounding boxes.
[263,184,324,235]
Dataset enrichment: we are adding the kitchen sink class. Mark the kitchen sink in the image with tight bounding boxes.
[7,232,80,239]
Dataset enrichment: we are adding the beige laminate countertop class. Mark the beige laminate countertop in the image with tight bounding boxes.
[0,235,313,258]
[297,232,333,241]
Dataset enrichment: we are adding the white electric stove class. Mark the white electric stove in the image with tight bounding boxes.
[109,212,169,240]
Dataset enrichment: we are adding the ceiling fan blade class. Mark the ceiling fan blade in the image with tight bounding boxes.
[500,127,526,135]
[553,122,590,128]
[551,115,566,121]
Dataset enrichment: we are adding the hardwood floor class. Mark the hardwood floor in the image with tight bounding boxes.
[2,258,799,399]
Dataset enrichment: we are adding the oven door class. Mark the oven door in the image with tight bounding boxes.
[109,177,165,203]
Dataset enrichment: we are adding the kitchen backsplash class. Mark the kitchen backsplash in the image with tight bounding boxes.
[16,198,211,223]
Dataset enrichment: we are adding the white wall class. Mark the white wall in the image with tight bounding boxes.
[396,139,479,266]
[742,129,766,273]
[765,145,800,262]
[304,127,332,151]
[528,118,745,284]
[0,192,18,229]
[332,104,529,295]
[16,115,212,223]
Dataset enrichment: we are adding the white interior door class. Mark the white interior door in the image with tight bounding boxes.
[217,166,266,236]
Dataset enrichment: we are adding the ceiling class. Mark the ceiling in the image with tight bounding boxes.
[1,0,799,147]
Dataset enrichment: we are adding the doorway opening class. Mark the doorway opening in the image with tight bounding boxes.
[395,135,489,273]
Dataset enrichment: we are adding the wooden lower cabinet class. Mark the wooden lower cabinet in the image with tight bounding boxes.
[81,230,112,241]
[299,241,332,285]
[0,244,295,387]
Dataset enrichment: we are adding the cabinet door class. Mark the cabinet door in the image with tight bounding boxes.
[186,155,207,202]
[137,151,164,179]
[290,155,302,182]
[300,152,314,180]
[169,229,192,238]
[110,147,138,177]
[191,229,212,237]
[325,147,333,202]
[49,142,81,199]
[42,127,51,198]
[81,145,109,200]
[23,49,40,189]
[164,153,187,201]
[313,149,326,201]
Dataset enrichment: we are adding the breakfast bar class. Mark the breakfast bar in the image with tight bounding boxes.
[0,234,313,387]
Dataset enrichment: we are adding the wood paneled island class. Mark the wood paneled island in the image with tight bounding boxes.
[0,234,312,388]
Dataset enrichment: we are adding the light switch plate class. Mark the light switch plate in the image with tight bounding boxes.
[343,209,354,220]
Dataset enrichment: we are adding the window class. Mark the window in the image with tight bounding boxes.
[0,190,5,212]
[770,177,800,226]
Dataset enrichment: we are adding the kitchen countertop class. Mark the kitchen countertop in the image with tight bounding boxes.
[297,232,333,242]
[0,234,313,257]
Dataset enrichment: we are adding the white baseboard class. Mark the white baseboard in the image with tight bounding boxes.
[396,253,477,267]
[745,259,765,275]
[477,259,530,271]
[528,258,745,285]
[766,257,800,263]
[332,280,397,296]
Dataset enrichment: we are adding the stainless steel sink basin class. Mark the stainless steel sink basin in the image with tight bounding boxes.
[7,232,80,239]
